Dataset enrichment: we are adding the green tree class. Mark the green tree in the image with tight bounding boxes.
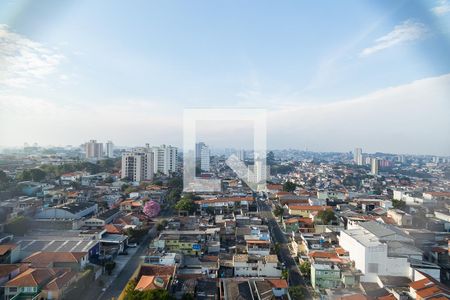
[281,269,289,280]
[283,181,297,192]
[299,261,311,276]
[289,286,306,300]
[317,209,336,224]
[274,242,281,255]
[273,206,285,221]
[174,197,195,213]
[392,199,406,210]
[267,151,275,165]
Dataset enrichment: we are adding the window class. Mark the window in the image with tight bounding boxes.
[368,263,379,273]
[9,287,17,293]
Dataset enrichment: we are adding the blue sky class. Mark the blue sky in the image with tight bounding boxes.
[0,0,449,154]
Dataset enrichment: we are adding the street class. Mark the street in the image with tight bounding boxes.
[257,198,311,298]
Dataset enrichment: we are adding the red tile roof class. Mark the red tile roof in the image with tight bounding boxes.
[0,244,17,256]
[267,279,288,289]
[410,278,433,290]
[289,205,332,211]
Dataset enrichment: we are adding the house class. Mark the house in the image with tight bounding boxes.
[119,199,142,212]
[283,217,314,233]
[40,270,78,300]
[409,277,450,300]
[387,209,412,227]
[288,205,332,217]
[134,264,175,292]
[0,264,22,292]
[311,263,341,290]
[4,268,73,300]
[246,240,271,256]
[233,254,281,277]
[21,251,88,270]
[0,244,20,263]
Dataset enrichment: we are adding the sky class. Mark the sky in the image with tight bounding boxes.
[0,0,449,155]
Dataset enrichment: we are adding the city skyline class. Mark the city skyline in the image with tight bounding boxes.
[0,1,449,155]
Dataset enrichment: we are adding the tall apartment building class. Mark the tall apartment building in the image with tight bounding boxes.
[105,141,114,158]
[85,140,103,159]
[151,145,178,175]
[196,142,210,172]
[371,158,379,175]
[354,147,363,165]
[121,150,154,182]
[121,144,178,181]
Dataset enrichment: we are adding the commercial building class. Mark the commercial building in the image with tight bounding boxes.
[339,221,422,282]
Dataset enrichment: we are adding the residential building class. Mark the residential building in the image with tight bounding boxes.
[233,254,282,277]
[311,263,341,290]
[152,145,178,175]
[387,209,413,227]
[371,158,379,175]
[105,140,114,158]
[354,148,363,165]
[84,140,103,159]
[121,150,154,182]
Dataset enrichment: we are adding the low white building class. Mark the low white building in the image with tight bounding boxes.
[233,254,281,277]
[387,209,413,227]
[339,221,422,282]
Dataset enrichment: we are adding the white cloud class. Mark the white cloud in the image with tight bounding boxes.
[268,73,450,155]
[360,20,428,57]
[0,74,449,155]
[432,0,450,16]
[0,24,64,88]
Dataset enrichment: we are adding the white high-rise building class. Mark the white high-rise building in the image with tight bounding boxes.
[237,149,245,161]
[199,143,210,172]
[85,140,103,159]
[151,145,178,175]
[354,147,363,165]
[371,158,379,175]
[121,150,154,182]
[105,141,114,158]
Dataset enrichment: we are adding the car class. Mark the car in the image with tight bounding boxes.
[128,243,137,248]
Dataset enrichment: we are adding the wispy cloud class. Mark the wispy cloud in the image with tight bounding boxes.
[0,24,64,88]
[360,20,428,57]
[431,0,450,16]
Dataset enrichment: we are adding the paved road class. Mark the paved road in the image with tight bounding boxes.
[97,234,153,300]
[257,199,311,298]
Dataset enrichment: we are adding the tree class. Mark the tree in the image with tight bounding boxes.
[317,209,336,224]
[274,242,281,255]
[299,261,311,276]
[143,201,161,218]
[281,269,289,280]
[105,261,116,275]
[289,286,306,300]
[273,206,285,221]
[392,199,406,210]
[283,181,296,192]
[174,197,195,213]
[267,151,275,165]
[4,216,30,236]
